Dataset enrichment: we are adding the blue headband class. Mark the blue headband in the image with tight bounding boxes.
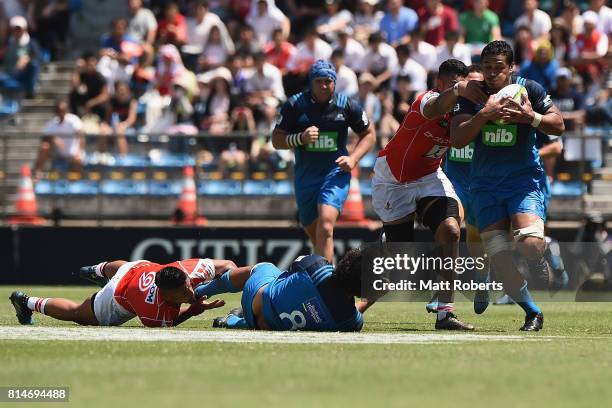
[308,60,337,83]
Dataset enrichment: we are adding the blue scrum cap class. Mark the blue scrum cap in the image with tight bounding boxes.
[308,60,337,83]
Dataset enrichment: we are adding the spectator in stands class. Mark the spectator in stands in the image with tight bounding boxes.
[98,81,137,156]
[69,51,109,119]
[514,0,552,41]
[391,73,417,123]
[520,40,559,93]
[407,28,437,72]
[157,2,187,47]
[32,0,71,60]
[331,48,358,97]
[353,0,383,45]
[226,53,248,98]
[98,18,142,94]
[435,31,472,68]
[34,100,84,177]
[0,10,8,62]
[246,0,290,49]
[378,89,400,142]
[201,25,234,69]
[356,72,381,125]
[315,0,352,43]
[459,0,501,46]
[184,0,233,70]
[559,1,584,38]
[570,10,608,89]
[393,44,427,92]
[101,18,137,54]
[551,19,572,65]
[417,0,459,47]
[285,28,332,95]
[379,0,418,47]
[264,27,296,74]
[513,25,536,67]
[283,0,324,39]
[550,67,586,131]
[0,15,40,97]
[234,24,261,56]
[590,0,612,36]
[128,0,157,66]
[245,51,284,128]
[196,67,234,134]
[360,31,398,90]
[155,44,185,96]
[331,27,366,73]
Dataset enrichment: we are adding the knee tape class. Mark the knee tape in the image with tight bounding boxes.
[513,219,545,242]
[480,229,512,256]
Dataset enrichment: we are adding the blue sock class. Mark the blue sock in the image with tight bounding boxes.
[511,281,541,315]
[225,315,248,329]
[195,270,239,298]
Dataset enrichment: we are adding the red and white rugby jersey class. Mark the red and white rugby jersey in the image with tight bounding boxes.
[114,259,215,327]
[377,89,453,183]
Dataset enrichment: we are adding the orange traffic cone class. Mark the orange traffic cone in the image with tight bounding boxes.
[338,167,370,226]
[9,165,45,225]
[172,166,207,226]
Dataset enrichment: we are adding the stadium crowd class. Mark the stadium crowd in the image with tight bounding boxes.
[0,0,610,177]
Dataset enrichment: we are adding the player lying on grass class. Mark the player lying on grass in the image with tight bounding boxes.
[9,258,234,327]
[194,249,378,331]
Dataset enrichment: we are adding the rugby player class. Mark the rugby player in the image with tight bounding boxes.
[451,41,565,331]
[371,59,487,330]
[9,258,234,327]
[272,60,376,262]
[194,249,372,331]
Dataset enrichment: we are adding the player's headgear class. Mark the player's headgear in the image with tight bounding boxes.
[155,266,187,290]
[308,60,337,84]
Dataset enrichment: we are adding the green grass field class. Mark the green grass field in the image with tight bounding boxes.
[1,286,611,407]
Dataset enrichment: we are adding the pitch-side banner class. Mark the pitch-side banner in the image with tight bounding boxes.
[2,226,381,284]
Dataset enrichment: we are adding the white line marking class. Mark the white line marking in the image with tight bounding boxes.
[0,326,557,344]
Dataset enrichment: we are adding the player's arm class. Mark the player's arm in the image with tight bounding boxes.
[336,124,375,172]
[172,297,226,326]
[211,259,238,278]
[501,100,565,136]
[423,80,488,120]
[538,138,562,159]
[271,126,319,149]
[451,94,508,148]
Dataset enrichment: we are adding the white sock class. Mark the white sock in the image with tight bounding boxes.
[436,303,454,320]
[27,297,49,314]
[94,262,107,278]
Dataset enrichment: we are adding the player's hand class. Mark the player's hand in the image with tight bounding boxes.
[479,95,506,122]
[300,126,319,145]
[457,80,488,105]
[336,155,356,172]
[188,296,226,316]
[500,95,535,125]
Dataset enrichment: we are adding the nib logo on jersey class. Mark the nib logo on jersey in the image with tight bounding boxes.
[482,124,517,147]
[306,132,338,152]
[449,142,474,163]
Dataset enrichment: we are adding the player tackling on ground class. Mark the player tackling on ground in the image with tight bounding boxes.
[371,59,487,330]
[9,258,234,327]
[272,60,375,262]
[194,249,374,331]
[451,41,565,331]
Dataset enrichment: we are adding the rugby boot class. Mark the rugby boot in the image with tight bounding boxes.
[435,313,475,331]
[520,312,544,331]
[9,291,32,325]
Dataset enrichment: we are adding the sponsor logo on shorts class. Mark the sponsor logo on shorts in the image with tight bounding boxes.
[145,284,157,304]
[306,132,338,152]
[303,297,327,324]
[482,124,517,147]
[449,142,474,163]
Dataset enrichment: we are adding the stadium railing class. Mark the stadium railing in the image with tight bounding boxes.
[0,127,610,223]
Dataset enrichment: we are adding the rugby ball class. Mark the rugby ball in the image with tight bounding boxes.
[494,84,528,124]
